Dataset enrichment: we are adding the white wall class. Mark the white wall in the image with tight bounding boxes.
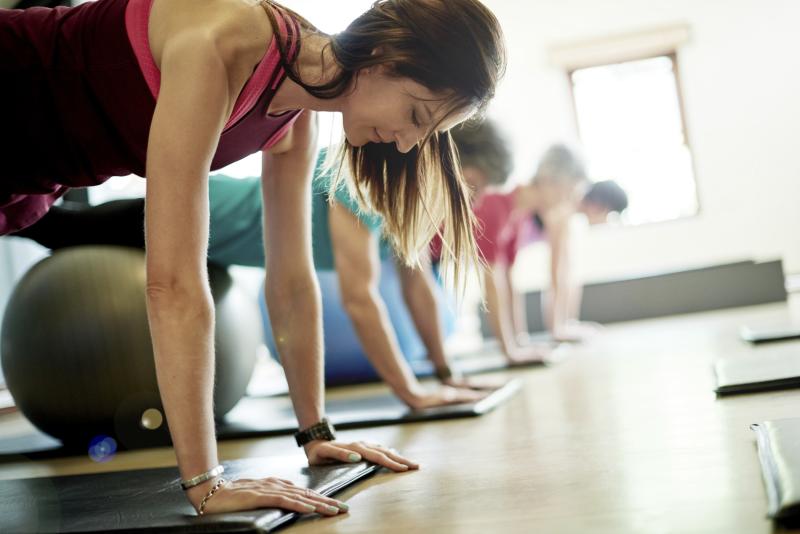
[481,0,800,289]
[2,0,798,301]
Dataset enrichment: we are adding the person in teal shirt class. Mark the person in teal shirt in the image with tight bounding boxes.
[12,149,483,410]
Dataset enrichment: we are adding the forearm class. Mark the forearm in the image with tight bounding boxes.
[508,277,528,340]
[266,278,324,429]
[146,285,217,501]
[483,269,520,356]
[400,271,448,370]
[547,261,573,334]
[343,290,420,402]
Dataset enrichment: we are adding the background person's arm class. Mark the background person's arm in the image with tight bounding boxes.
[329,205,483,408]
[329,202,419,403]
[543,209,596,341]
[505,267,530,344]
[397,258,501,390]
[483,265,549,363]
[395,255,449,374]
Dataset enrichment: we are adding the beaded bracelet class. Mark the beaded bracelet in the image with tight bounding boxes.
[198,478,227,516]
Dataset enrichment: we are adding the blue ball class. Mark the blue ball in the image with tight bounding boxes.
[261,259,455,385]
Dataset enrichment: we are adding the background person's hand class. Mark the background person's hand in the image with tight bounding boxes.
[441,374,506,392]
[404,384,488,410]
[553,320,604,342]
[190,476,349,516]
[304,439,420,472]
[506,344,550,366]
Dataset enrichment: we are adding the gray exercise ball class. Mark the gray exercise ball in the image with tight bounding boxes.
[0,246,259,451]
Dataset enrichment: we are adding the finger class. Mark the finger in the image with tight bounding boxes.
[293,494,349,515]
[349,444,413,472]
[369,446,420,470]
[316,443,365,464]
[259,494,326,515]
[287,486,349,511]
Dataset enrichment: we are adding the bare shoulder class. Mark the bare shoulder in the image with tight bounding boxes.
[150,0,274,72]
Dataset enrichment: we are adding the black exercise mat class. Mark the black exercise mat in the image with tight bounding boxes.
[740,326,800,345]
[713,349,800,395]
[221,378,521,440]
[751,418,800,524]
[246,344,552,397]
[0,456,379,533]
[410,345,561,378]
[0,380,521,461]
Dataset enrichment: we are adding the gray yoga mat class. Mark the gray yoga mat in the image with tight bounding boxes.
[751,418,800,525]
[713,348,800,395]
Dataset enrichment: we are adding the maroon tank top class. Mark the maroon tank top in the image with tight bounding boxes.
[0,0,301,234]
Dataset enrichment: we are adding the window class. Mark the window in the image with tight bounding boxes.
[570,54,698,225]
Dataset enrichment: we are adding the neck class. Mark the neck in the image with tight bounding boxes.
[268,30,348,114]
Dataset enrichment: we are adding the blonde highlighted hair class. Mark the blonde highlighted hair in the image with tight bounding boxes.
[263,0,506,280]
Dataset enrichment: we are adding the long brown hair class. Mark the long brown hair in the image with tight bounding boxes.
[263,0,506,278]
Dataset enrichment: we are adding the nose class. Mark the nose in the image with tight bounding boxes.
[394,129,423,154]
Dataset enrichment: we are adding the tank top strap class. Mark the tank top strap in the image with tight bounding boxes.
[259,0,302,88]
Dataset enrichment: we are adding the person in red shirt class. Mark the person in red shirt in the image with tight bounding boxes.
[433,126,628,364]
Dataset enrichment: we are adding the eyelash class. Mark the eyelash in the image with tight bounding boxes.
[411,109,421,128]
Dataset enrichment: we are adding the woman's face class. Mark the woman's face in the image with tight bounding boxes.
[340,67,469,153]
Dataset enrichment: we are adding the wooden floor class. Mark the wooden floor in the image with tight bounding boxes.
[2,298,800,533]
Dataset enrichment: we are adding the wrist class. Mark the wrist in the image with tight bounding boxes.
[395,381,425,405]
[295,417,336,447]
[185,476,224,510]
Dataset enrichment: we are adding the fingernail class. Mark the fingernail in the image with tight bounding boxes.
[303,504,316,512]
[326,505,340,514]
[336,502,349,512]
[348,453,361,462]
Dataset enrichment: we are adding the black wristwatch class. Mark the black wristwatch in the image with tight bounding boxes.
[294,417,337,447]
[434,364,454,381]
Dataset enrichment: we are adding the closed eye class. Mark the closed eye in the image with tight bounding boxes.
[411,108,421,129]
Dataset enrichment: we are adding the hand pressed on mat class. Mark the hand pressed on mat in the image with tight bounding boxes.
[305,439,420,472]
[506,344,550,366]
[189,441,417,516]
[189,476,350,516]
[404,384,489,410]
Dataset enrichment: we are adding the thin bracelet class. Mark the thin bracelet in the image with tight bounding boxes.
[181,465,225,491]
[198,478,227,516]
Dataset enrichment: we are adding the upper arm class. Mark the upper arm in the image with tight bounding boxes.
[145,34,233,284]
[329,201,380,298]
[261,111,318,285]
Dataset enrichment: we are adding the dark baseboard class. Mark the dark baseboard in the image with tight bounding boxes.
[481,259,787,336]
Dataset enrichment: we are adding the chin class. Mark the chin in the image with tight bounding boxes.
[341,123,364,147]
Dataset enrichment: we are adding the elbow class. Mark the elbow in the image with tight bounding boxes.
[340,286,375,321]
[145,276,213,320]
[265,272,320,309]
